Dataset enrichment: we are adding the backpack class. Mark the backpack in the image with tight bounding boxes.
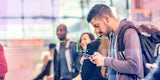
[117,23,160,77]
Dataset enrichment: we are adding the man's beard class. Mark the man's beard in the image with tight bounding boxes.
[58,36,66,41]
[98,32,110,38]
[104,22,112,37]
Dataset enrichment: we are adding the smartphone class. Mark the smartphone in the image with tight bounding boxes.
[82,53,92,59]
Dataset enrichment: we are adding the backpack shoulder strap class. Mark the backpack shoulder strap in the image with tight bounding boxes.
[66,39,72,48]
[154,43,160,57]
[117,24,139,52]
[158,44,160,55]
[56,42,60,53]
[65,40,75,72]
[118,23,140,60]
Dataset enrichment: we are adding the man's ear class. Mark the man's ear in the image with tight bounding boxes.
[103,15,109,23]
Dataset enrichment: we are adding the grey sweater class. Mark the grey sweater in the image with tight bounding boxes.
[104,20,144,80]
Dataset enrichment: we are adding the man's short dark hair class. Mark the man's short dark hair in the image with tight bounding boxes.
[57,24,67,32]
[87,4,114,22]
[49,43,56,50]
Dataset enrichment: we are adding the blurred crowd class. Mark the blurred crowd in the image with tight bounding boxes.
[1,4,160,80]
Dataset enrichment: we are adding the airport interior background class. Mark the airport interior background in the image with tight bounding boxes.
[0,0,160,80]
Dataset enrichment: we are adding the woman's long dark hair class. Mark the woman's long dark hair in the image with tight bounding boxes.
[98,35,110,79]
[138,24,160,34]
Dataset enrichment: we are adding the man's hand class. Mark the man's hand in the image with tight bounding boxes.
[90,52,106,66]
[48,77,54,80]
[146,63,158,70]
[48,76,54,80]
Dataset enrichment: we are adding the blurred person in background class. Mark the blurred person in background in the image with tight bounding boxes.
[138,24,160,80]
[79,33,95,53]
[34,43,56,80]
[78,32,95,80]
[79,32,95,64]
[48,43,56,80]
[138,24,160,36]
[144,55,160,80]
[0,43,8,80]
[33,51,51,80]
[98,35,110,79]
[54,24,80,80]
[80,32,107,80]
[138,24,160,70]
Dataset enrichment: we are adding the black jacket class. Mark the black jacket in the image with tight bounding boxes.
[81,39,105,80]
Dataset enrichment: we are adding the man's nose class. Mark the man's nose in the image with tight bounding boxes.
[95,28,100,34]
[57,30,61,34]
[81,40,85,45]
